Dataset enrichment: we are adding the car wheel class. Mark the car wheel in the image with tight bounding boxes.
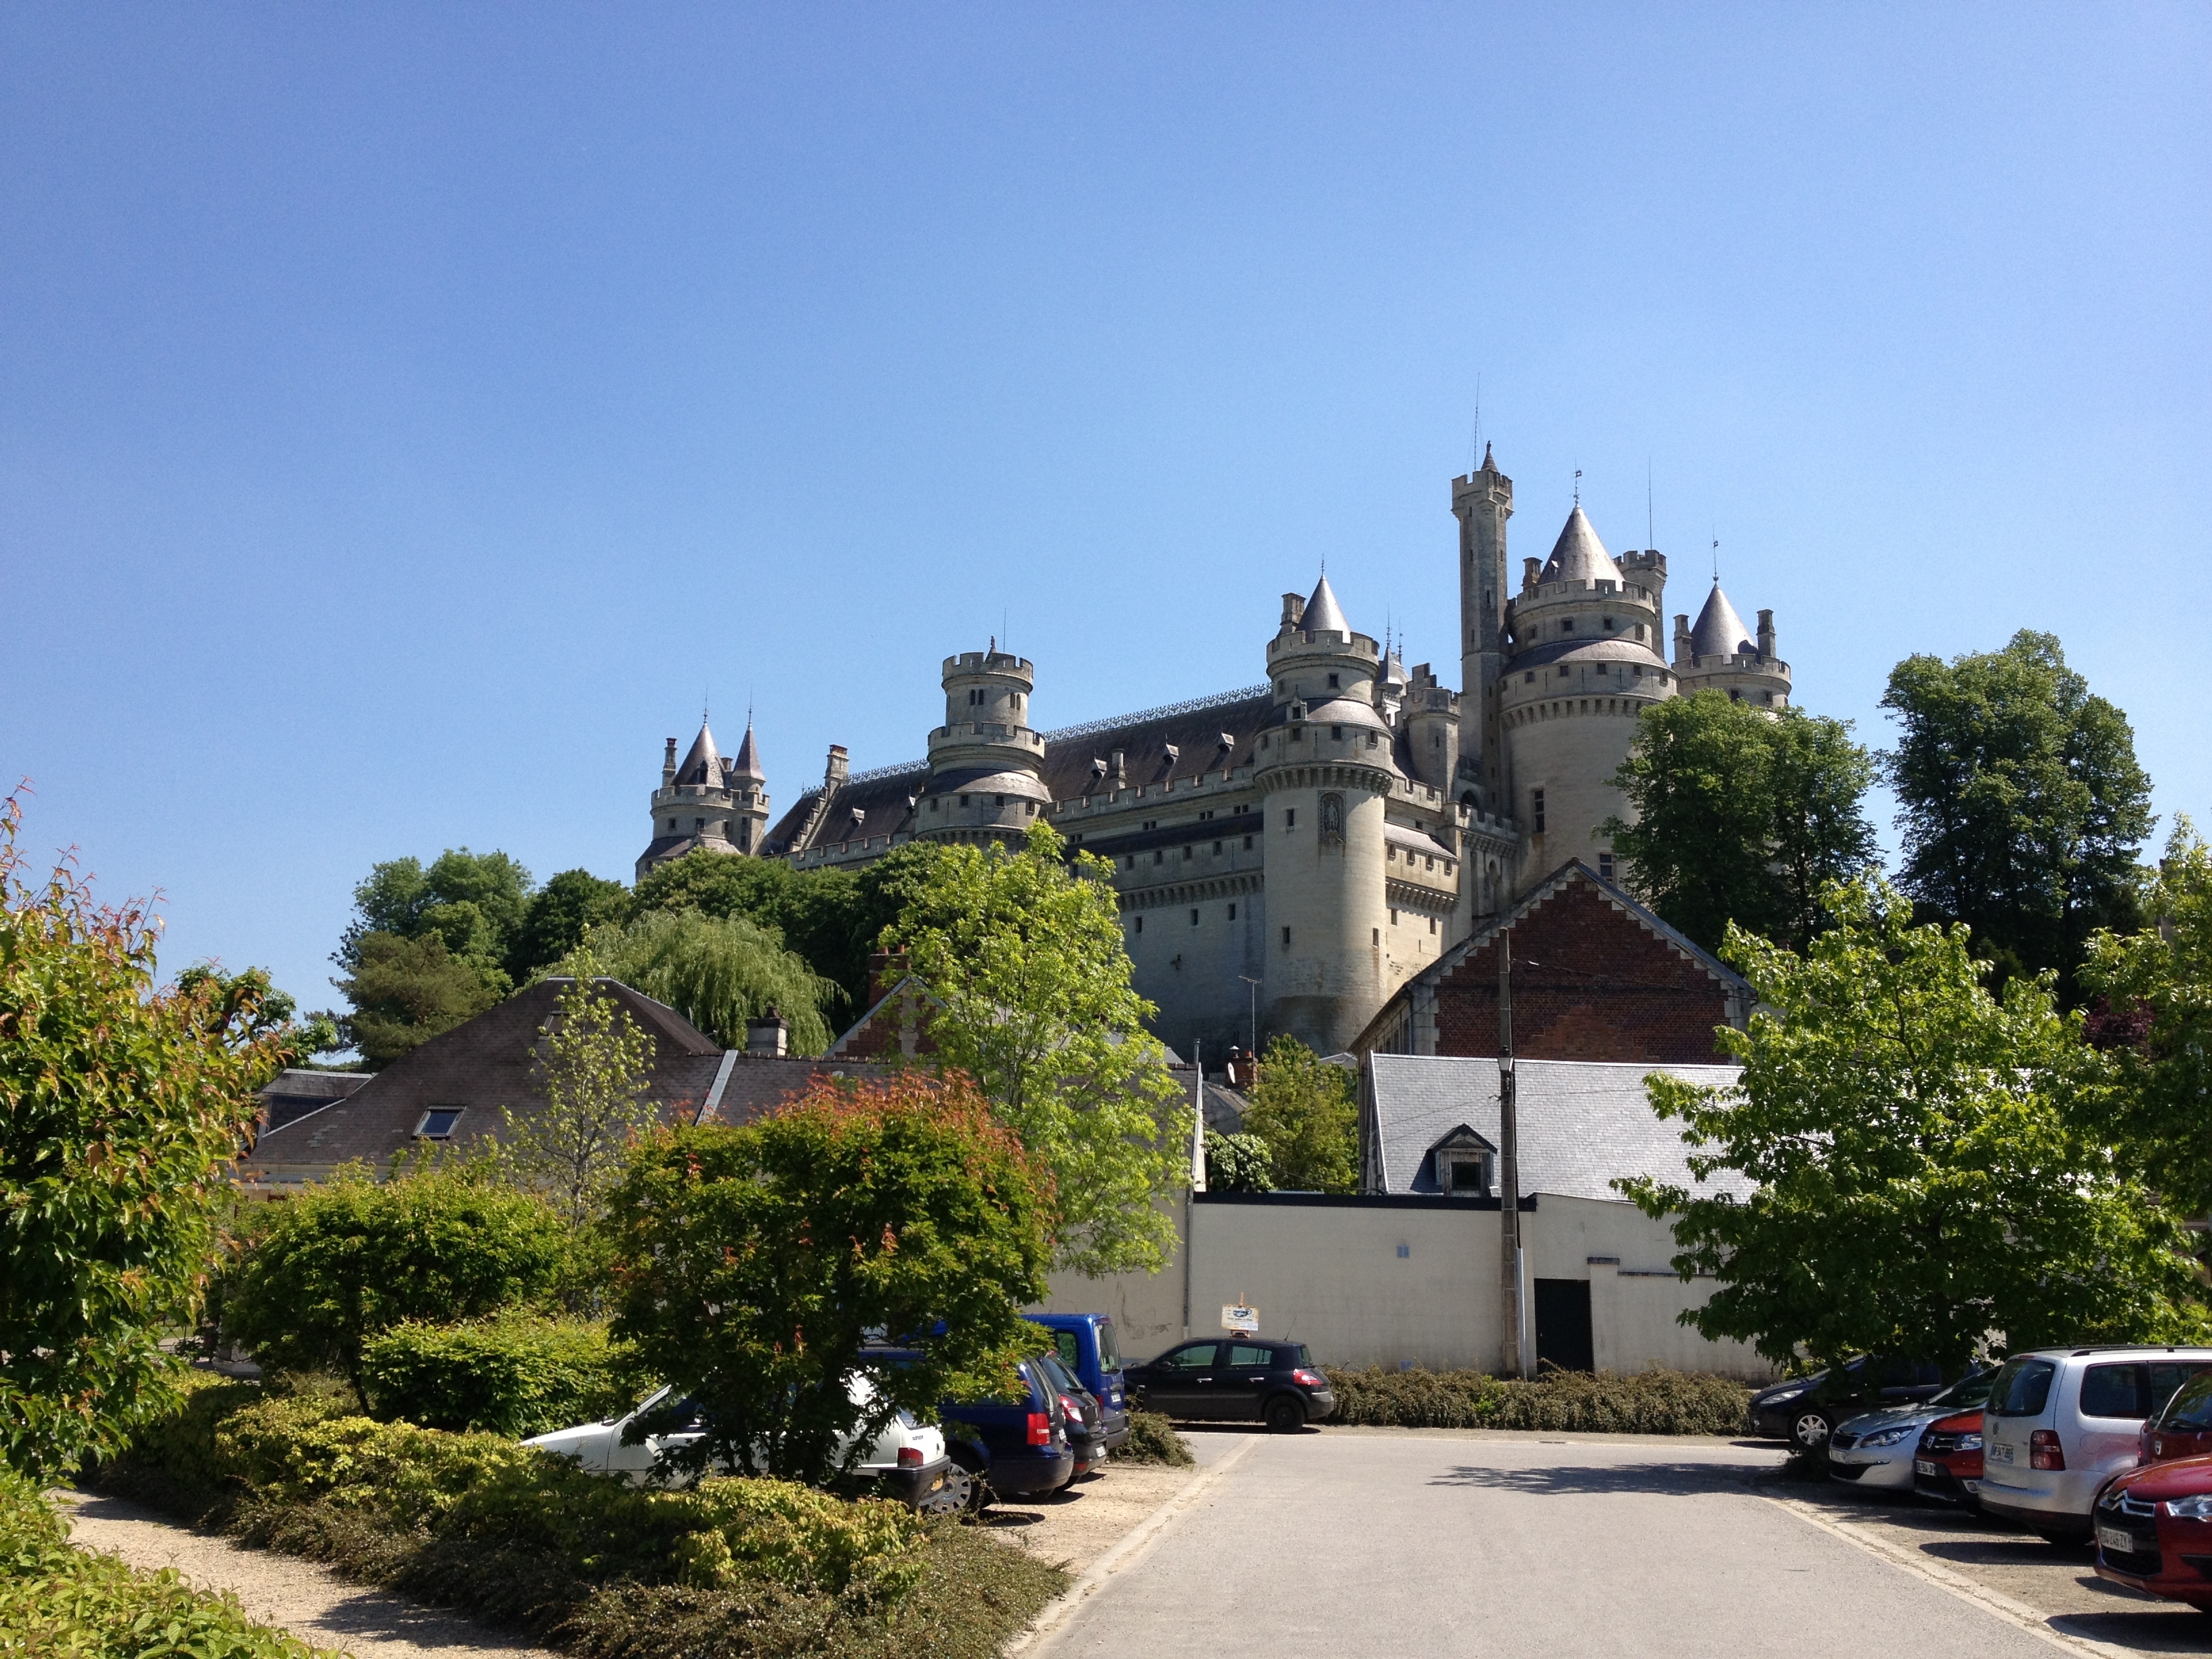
[918,1465,974,1519]
[947,1450,990,1516]
[1790,1410,1832,1449]
[1265,1395,1307,1433]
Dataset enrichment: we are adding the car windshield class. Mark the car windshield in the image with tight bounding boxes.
[1988,1357,2056,1417]
[2162,1370,2212,1431]
[1931,1370,1994,1409]
[1095,1321,1122,1372]
[1039,1353,1081,1396]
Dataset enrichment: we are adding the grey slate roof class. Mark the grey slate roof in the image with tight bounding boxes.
[674,722,722,786]
[1300,572,1351,636]
[729,720,764,781]
[1367,1053,1754,1202]
[1691,581,1756,658]
[1538,506,1623,588]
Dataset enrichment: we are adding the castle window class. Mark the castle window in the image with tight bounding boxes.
[1599,852,1616,882]
[1126,855,1134,869]
[1560,619,1574,634]
[994,794,1004,806]
[959,794,970,806]
[1372,928,1380,947]
[1228,903,1237,920]
[1191,909,1200,925]
[1524,672,1535,683]
[1282,926,1292,949]
[1244,835,1254,850]
[1027,801,1037,814]
[1134,915,1143,933]
[1368,733,1379,748]
[1429,917,1437,935]
[1433,731,1443,747]
[1284,809,1296,830]
[928,799,937,811]
[1635,623,1645,640]
[1327,673,1340,689]
[1387,846,1395,861]
[694,819,705,831]
[1291,727,1303,741]
[1154,850,1164,864]
[1183,845,1193,860]
[1729,689,1741,701]
[1559,666,1570,678]
[1391,907,1399,925]
[666,819,676,832]
[1212,839,1223,855]
[1331,725,1342,741]
[1532,788,1547,834]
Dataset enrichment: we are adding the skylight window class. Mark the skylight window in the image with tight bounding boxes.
[416,1108,464,1141]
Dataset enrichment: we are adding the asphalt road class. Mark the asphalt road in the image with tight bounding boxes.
[1042,1429,2203,1657]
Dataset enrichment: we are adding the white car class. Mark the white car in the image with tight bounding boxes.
[1980,1347,2212,1540]
[524,1378,958,1513]
[1825,1370,1995,1493]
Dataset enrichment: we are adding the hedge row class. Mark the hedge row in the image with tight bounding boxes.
[1322,1366,1753,1435]
[359,1313,642,1437]
[0,1467,329,1659]
[94,1375,1066,1659]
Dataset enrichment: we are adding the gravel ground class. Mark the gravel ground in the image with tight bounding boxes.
[56,1490,560,1659]
[979,1455,1214,1574]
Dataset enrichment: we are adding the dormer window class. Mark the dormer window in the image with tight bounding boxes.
[1427,1124,1498,1197]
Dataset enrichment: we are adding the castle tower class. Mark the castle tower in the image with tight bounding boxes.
[1255,574,1403,1053]
[1500,506,1673,894]
[638,718,766,880]
[918,640,1050,844]
[1452,444,1513,813]
[1401,663,1460,792]
[1673,581,1793,710]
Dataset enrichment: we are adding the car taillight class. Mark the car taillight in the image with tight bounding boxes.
[1027,1410,1052,1447]
[1292,1369,1325,1389]
[896,1446,924,1469]
[1059,1395,1085,1424]
[2030,1429,2066,1471]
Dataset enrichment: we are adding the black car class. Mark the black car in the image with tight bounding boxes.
[1124,1338,1336,1431]
[1748,1355,1948,1448]
[1037,1352,1108,1484]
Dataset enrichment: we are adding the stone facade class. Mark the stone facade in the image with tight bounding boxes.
[634,449,1792,1060]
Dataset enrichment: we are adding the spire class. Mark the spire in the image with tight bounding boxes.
[1481,441,1495,472]
[1301,571,1351,636]
[1538,505,1622,588]
[674,720,721,786]
[729,716,764,781]
[1689,581,1756,659]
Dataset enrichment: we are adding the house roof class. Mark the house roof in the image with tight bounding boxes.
[1368,1054,1752,1201]
[257,1068,373,1132]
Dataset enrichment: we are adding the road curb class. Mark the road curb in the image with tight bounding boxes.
[1763,1495,2135,1659]
[1003,1435,1262,1657]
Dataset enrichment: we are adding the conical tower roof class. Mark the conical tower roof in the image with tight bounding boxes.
[674,721,721,785]
[1302,572,1351,636]
[1690,581,1755,658]
[729,718,764,781]
[1540,506,1621,588]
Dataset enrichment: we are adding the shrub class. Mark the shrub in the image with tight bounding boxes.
[224,1161,572,1387]
[1117,1411,1194,1467]
[1323,1366,1751,1435]
[361,1315,641,1437]
[0,1465,327,1658]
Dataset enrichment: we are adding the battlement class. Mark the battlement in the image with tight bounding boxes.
[943,651,1033,679]
[1513,575,1662,609]
[1267,630,1380,661]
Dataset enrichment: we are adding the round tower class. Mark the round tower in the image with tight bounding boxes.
[918,641,1050,845]
[1254,575,1401,1054]
[1673,581,1793,710]
[1499,506,1675,894]
[640,719,766,881]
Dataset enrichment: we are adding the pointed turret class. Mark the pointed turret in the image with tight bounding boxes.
[1689,582,1755,659]
[730,718,764,782]
[1301,572,1351,636]
[1538,506,1622,588]
[673,722,721,786]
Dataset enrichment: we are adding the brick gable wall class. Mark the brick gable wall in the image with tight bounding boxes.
[1433,880,1732,1063]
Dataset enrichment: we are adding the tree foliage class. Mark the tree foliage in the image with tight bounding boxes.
[331,931,508,1067]
[604,1073,1051,1485]
[1203,1130,1276,1193]
[580,909,840,1054]
[1240,1037,1359,1193]
[508,869,629,981]
[224,1162,572,1389]
[0,797,293,1480]
[883,822,1183,1275]
[2081,818,2212,1216]
[1883,630,2153,995]
[1605,692,1877,954]
[1620,877,2206,1374]
[497,968,661,1230]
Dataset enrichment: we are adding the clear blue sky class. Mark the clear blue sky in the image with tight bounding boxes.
[4,5,2207,1015]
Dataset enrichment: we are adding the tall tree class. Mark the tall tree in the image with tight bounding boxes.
[499,968,661,1229]
[330,847,536,1062]
[1241,1036,1359,1193]
[581,909,840,1054]
[1605,692,1877,954]
[882,821,1184,1275]
[0,796,292,1479]
[2081,819,2212,1217]
[506,869,629,981]
[1620,877,2205,1376]
[331,931,505,1066]
[1883,630,2152,994]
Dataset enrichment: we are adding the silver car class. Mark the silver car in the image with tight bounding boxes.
[1979,1347,2212,1539]
[1826,1370,1995,1494]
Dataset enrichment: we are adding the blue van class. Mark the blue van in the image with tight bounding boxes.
[1029,1313,1130,1452]
[872,1348,1074,1513]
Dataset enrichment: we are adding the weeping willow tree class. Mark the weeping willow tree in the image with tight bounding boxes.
[573,910,841,1055]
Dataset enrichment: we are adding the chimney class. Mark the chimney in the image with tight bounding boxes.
[824,744,849,788]
[1280,592,1306,627]
[1673,613,1693,668]
[1521,557,1541,595]
[745,1008,789,1058]
[662,737,678,785]
[1756,609,1776,663]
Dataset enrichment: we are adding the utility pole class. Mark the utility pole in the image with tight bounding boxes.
[1498,939,1528,1379]
[1237,975,1261,1067]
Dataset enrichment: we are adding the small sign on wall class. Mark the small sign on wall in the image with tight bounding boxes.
[1221,1304,1260,1335]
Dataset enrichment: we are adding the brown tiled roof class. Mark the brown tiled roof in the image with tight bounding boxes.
[241,979,726,1182]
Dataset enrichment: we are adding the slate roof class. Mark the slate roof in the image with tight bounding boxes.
[674,722,722,786]
[729,720,764,781]
[257,1069,373,1133]
[1299,572,1351,636]
[1366,1054,1753,1202]
[1690,581,1756,658]
[1538,506,1623,588]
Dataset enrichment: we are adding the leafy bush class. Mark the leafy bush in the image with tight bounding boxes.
[0,1465,327,1658]
[1323,1366,1751,1435]
[1117,1411,1193,1467]
[224,1162,572,1387]
[361,1315,640,1437]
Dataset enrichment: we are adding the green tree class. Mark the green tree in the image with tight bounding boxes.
[1620,877,2206,1376]
[2082,819,2212,1216]
[581,909,840,1054]
[0,797,293,1479]
[331,931,506,1066]
[1883,630,2153,995]
[604,1073,1051,1485]
[1240,1037,1359,1193]
[1203,1130,1276,1193]
[507,869,629,981]
[883,821,1184,1275]
[225,1162,571,1391]
[1605,692,1877,954]
[497,968,661,1230]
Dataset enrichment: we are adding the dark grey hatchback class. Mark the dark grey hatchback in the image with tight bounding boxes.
[1124,1339,1336,1431]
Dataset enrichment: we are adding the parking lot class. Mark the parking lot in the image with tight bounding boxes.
[1029,1427,2207,1657]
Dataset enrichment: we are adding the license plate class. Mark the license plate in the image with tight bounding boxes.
[1914,1459,1940,1476]
[2099,1525,2138,1555]
[1986,1442,2013,1464]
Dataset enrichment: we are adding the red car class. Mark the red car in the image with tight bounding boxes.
[1914,1409,1984,1507]
[2093,1454,2212,1610]
[2140,1368,2212,1467]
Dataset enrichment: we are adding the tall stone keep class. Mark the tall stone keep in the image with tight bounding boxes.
[1452,444,1514,815]
[916,642,1050,845]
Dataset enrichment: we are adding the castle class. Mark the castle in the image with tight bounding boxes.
[634,448,1792,1060]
